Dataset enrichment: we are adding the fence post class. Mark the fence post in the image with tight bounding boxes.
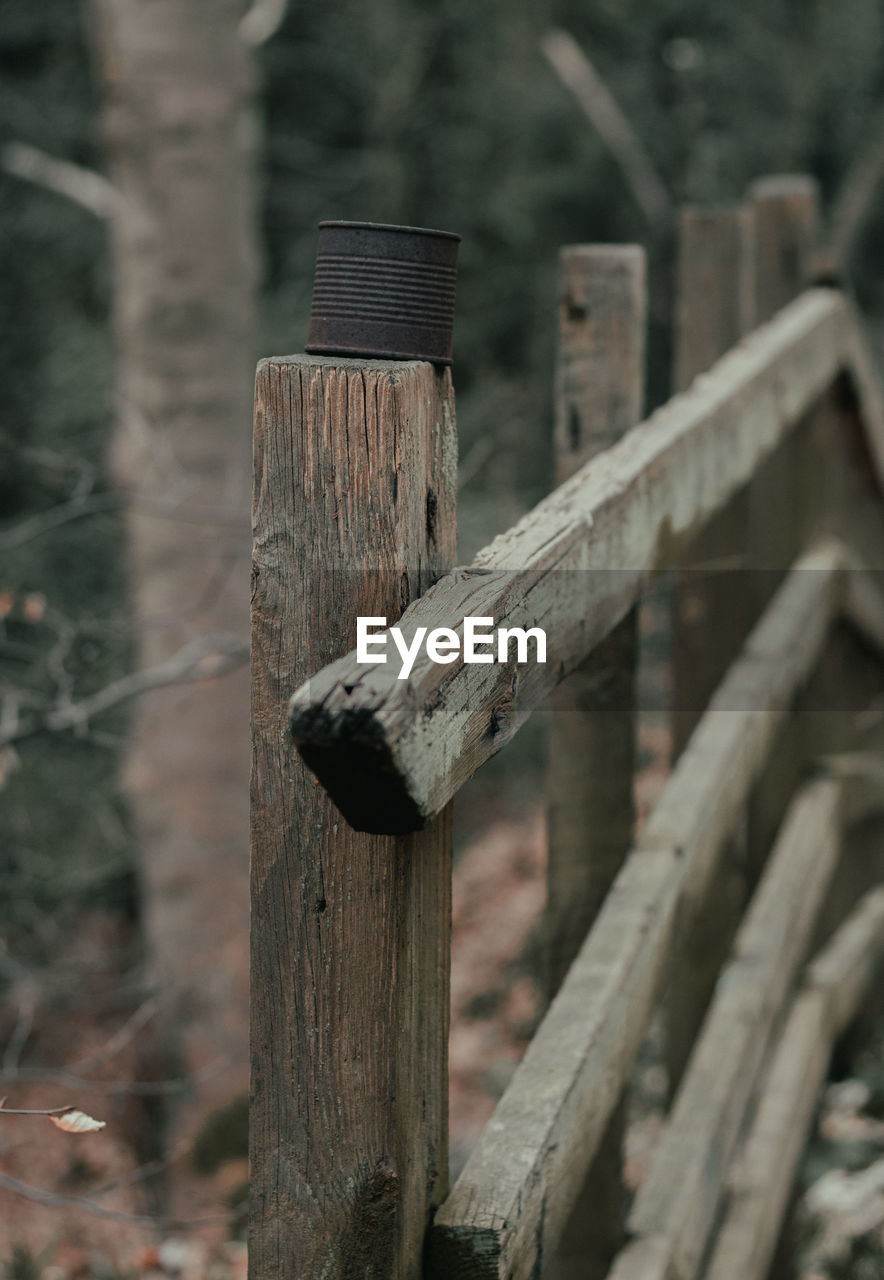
[544,245,646,1279]
[750,174,820,323]
[667,205,756,1093]
[744,175,821,891]
[250,356,456,1279]
[748,175,820,610]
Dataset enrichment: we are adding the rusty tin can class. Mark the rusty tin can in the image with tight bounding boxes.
[305,220,460,365]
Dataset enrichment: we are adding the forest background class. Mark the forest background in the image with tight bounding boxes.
[2,0,884,1276]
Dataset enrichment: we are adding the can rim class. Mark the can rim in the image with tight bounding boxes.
[317,219,461,242]
[305,342,453,365]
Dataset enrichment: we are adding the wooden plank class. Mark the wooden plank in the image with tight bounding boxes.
[544,245,645,1279]
[428,846,683,1280]
[685,994,829,1280]
[668,202,756,1094]
[805,883,884,1036]
[289,288,852,833]
[637,541,842,905]
[250,357,456,1279]
[623,777,842,1280]
[426,545,843,1280]
[704,886,884,1280]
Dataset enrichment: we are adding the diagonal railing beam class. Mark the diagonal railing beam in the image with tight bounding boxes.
[289,289,884,834]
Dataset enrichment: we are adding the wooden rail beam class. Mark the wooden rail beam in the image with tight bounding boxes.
[704,886,884,1280]
[425,540,875,1280]
[290,289,882,834]
[612,776,843,1280]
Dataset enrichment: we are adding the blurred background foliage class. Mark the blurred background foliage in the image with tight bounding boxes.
[1,0,884,1272]
[2,0,884,1108]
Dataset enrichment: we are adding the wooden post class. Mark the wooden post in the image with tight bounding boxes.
[672,204,756,753]
[745,175,821,886]
[250,357,456,1279]
[544,245,646,1280]
[748,175,820,611]
[750,174,820,324]
[666,205,756,1093]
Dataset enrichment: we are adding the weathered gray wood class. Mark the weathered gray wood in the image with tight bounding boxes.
[673,204,755,394]
[289,288,882,833]
[705,886,884,1280]
[425,543,845,1280]
[672,204,756,748]
[805,883,884,1035]
[749,175,820,324]
[250,357,456,1279]
[747,174,820,612]
[545,245,645,1280]
[622,776,842,1280]
[668,203,756,1095]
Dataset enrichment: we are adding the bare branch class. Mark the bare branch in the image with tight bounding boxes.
[65,997,159,1075]
[0,1170,240,1227]
[1,142,121,219]
[821,102,884,276]
[541,28,673,228]
[0,492,117,552]
[0,1056,227,1097]
[0,1102,82,1115]
[0,633,249,748]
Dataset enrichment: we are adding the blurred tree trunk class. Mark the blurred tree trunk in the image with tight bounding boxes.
[88,0,257,1210]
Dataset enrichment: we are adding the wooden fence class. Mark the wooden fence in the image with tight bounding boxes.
[250,173,884,1280]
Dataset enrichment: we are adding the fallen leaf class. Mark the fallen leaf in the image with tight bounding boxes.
[50,1109,106,1133]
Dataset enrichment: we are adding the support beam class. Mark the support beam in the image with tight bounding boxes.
[705,887,884,1280]
[426,542,848,1280]
[617,777,843,1280]
[290,290,873,834]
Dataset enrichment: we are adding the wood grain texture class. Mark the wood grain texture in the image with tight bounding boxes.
[289,288,871,834]
[544,246,645,1280]
[250,357,456,1279]
[624,777,843,1280]
[705,886,884,1280]
[425,543,844,1280]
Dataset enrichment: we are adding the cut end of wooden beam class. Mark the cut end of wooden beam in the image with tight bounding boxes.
[425,1225,503,1280]
[294,742,426,834]
[289,698,428,833]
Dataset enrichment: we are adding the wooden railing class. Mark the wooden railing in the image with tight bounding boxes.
[249,174,884,1280]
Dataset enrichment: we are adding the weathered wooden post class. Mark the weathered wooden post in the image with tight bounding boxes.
[748,174,821,610]
[672,202,756,753]
[544,245,646,1279]
[750,174,820,323]
[250,356,456,1278]
[745,175,821,893]
[667,204,756,1093]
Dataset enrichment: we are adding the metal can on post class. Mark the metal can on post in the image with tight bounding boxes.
[306,220,460,365]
